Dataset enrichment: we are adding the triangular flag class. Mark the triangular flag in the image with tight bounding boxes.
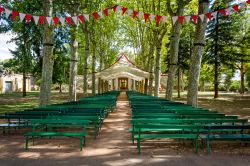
[212,11,218,20]
[33,16,39,25]
[65,17,72,25]
[133,11,138,18]
[98,11,103,18]
[113,5,118,12]
[144,13,150,22]
[162,16,168,23]
[205,12,213,20]
[239,3,246,9]
[127,9,133,16]
[19,13,25,22]
[138,12,143,19]
[78,15,84,24]
[178,16,185,25]
[59,17,65,26]
[199,14,205,22]
[46,17,53,25]
[0,6,4,13]
[83,14,89,21]
[92,12,99,20]
[12,11,19,20]
[53,17,59,26]
[103,9,109,16]
[247,0,250,5]
[72,16,78,25]
[233,5,239,12]
[185,15,191,24]
[122,7,127,15]
[219,9,227,16]
[191,15,198,23]
[26,14,32,22]
[172,16,178,25]
[150,15,156,22]
[156,15,162,24]
[39,16,46,24]
[5,9,12,19]
[225,8,232,16]
[116,6,122,12]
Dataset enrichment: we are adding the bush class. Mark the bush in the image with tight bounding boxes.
[229,81,240,92]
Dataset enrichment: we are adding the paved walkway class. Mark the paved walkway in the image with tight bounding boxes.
[0,92,249,166]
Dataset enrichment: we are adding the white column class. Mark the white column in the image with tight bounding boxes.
[115,78,118,90]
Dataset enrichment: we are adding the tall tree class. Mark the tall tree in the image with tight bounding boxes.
[165,0,192,100]
[39,0,54,106]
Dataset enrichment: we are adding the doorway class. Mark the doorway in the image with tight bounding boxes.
[118,77,128,90]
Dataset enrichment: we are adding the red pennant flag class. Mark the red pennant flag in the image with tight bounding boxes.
[233,5,239,12]
[247,0,250,5]
[144,13,150,22]
[25,14,32,22]
[219,9,227,16]
[133,11,138,18]
[65,17,72,25]
[191,15,198,23]
[92,12,99,20]
[39,16,46,24]
[12,11,19,20]
[103,9,109,17]
[178,16,185,25]
[0,7,4,13]
[78,15,84,24]
[205,12,213,20]
[113,5,118,12]
[122,7,127,15]
[156,15,162,24]
[53,17,59,26]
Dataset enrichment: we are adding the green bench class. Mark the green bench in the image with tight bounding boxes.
[24,119,89,151]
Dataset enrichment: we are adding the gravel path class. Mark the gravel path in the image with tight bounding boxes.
[0,92,249,166]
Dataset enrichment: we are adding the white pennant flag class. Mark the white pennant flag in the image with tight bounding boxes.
[72,16,78,25]
[33,16,39,25]
[172,16,178,25]
[226,8,232,16]
[46,17,52,25]
[19,13,26,22]
[199,14,205,22]
[127,9,133,16]
[98,11,103,18]
[162,16,168,23]
[5,9,12,19]
[239,3,246,9]
[150,15,156,21]
[59,17,65,26]
[212,11,218,20]
[138,12,143,19]
[116,6,122,13]
[83,14,89,21]
[185,16,191,24]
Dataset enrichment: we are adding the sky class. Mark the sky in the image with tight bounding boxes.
[0,32,16,60]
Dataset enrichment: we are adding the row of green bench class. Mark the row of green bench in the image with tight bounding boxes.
[127,91,250,154]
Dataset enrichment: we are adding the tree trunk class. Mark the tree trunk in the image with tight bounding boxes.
[148,42,155,96]
[83,28,89,96]
[165,12,183,100]
[144,78,148,94]
[69,29,78,101]
[92,42,96,95]
[98,50,103,94]
[187,0,209,107]
[154,37,162,97]
[177,67,180,98]
[39,0,54,106]
[214,11,219,98]
[22,71,27,97]
[59,83,62,93]
[240,61,245,94]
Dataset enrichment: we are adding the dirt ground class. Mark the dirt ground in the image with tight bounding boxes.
[0,92,250,166]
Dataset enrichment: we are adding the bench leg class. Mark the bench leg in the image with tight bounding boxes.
[80,137,83,151]
[25,136,29,150]
[195,138,199,154]
[32,136,34,146]
[137,139,141,154]
[83,136,86,146]
[206,138,211,154]
[94,127,97,139]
